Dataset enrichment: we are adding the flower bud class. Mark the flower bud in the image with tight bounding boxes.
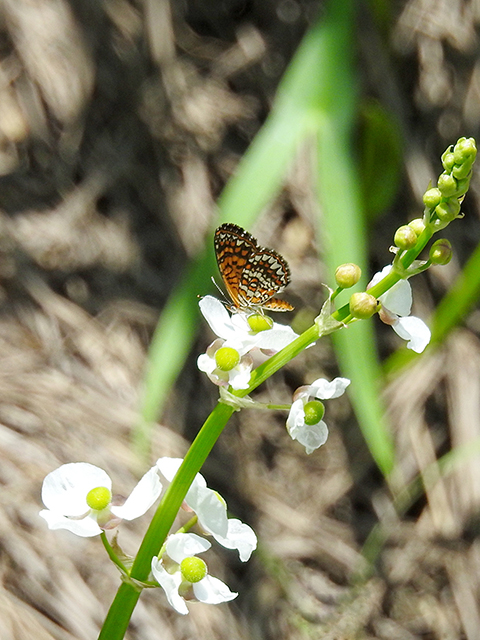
[454,176,470,197]
[435,199,460,223]
[86,486,112,511]
[180,556,207,583]
[422,187,442,210]
[248,313,273,332]
[394,225,417,250]
[303,400,325,425]
[453,137,477,165]
[335,263,361,289]
[437,173,458,198]
[441,148,455,172]
[430,238,453,265]
[349,292,378,319]
[215,346,240,371]
[408,218,426,236]
[452,160,473,180]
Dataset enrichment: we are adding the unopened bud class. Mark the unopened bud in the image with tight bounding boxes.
[430,238,453,265]
[349,292,378,319]
[441,148,455,172]
[408,218,426,236]
[435,199,460,223]
[394,225,417,250]
[437,173,458,198]
[335,263,361,289]
[452,161,473,180]
[423,187,442,210]
[453,137,477,165]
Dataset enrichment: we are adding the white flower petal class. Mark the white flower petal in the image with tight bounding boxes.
[212,518,257,562]
[156,457,184,483]
[309,377,350,400]
[380,278,412,317]
[111,467,162,521]
[151,558,188,615]
[193,575,238,605]
[166,533,211,563]
[199,296,236,340]
[286,398,306,432]
[197,353,217,374]
[39,509,102,537]
[369,265,392,287]
[41,463,112,516]
[252,325,299,351]
[393,316,431,353]
[188,486,229,538]
[290,420,329,454]
[228,365,252,390]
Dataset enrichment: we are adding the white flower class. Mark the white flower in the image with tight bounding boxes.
[370,266,431,353]
[199,295,298,354]
[39,463,162,537]
[156,457,257,562]
[286,377,350,454]
[197,338,253,390]
[151,532,237,615]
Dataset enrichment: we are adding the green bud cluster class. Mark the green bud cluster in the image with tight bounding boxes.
[424,138,477,230]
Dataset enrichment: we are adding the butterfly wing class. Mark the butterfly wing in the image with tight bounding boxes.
[214,223,294,312]
[214,223,257,309]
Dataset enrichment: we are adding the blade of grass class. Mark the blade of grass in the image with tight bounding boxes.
[311,2,395,476]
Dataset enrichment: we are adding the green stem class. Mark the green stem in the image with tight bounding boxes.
[100,533,129,575]
[98,401,234,640]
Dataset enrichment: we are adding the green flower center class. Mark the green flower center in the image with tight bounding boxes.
[86,486,112,511]
[180,556,207,583]
[215,347,240,371]
[303,400,325,426]
[248,314,273,332]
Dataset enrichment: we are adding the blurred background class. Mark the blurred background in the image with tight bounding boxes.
[1,0,480,638]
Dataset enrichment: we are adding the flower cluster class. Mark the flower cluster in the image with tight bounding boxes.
[39,457,257,614]
[197,296,298,389]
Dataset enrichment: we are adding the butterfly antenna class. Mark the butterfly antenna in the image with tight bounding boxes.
[210,276,230,308]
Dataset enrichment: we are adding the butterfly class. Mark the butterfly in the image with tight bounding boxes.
[214,223,294,312]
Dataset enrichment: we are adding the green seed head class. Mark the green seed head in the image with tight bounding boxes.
[303,400,325,425]
[180,556,208,583]
[86,486,112,511]
[215,347,240,371]
[248,314,274,332]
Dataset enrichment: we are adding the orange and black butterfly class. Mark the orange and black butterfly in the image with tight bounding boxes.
[214,223,294,313]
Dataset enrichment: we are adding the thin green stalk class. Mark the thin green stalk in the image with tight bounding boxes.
[99,401,234,640]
